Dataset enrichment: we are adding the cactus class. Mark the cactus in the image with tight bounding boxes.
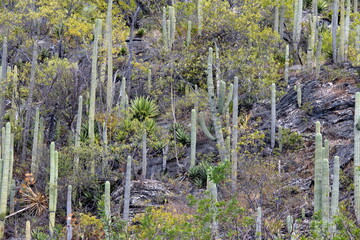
[332,0,339,63]
[356,26,360,65]
[31,107,40,176]
[74,96,82,173]
[169,6,176,47]
[231,76,239,192]
[302,208,306,219]
[256,206,262,240]
[89,19,102,162]
[316,121,321,134]
[314,132,323,213]
[287,214,293,233]
[0,37,8,128]
[67,185,72,240]
[322,157,330,225]
[284,44,289,86]
[104,181,111,240]
[293,0,303,51]
[162,7,168,50]
[186,21,192,46]
[278,126,283,153]
[207,172,218,239]
[166,19,171,49]
[162,143,169,171]
[215,46,221,97]
[142,130,147,180]
[331,156,340,229]
[9,179,15,214]
[354,92,360,224]
[190,109,197,168]
[307,15,316,71]
[279,4,285,39]
[106,0,113,114]
[315,35,323,79]
[344,0,350,61]
[123,156,132,221]
[102,122,108,176]
[49,142,58,236]
[339,0,345,63]
[119,78,127,110]
[197,0,203,36]
[147,69,152,93]
[271,83,276,149]
[274,5,279,33]
[25,221,31,240]
[356,0,358,14]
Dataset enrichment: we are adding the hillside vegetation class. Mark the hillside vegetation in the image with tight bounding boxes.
[0,0,360,239]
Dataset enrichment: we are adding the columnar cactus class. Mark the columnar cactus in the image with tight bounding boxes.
[256,206,262,240]
[293,0,303,51]
[278,126,283,153]
[296,82,301,107]
[104,181,111,240]
[344,0,351,61]
[284,44,289,86]
[74,96,82,173]
[102,122,108,176]
[354,92,360,224]
[89,19,102,171]
[231,76,239,192]
[314,131,323,213]
[106,0,113,114]
[142,130,147,180]
[356,26,360,64]
[49,142,58,236]
[25,221,31,240]
[197,0,203,36]
[147,69,152,93]
[162,7,168,50]
[207,172,218,239]
[316,121,321,134]
[169,6,176,47]
[331,156,340,227]
[123,156,132,221]
[190,109,197,168]
[307,15,316,71]
[119,78,127,110]
[355,0,358,14]
[31,107,40,176]
[339,0,345,63]
[287,215,293,233]
[332,0,339,63]
[67,185,72,240]
[274,5,279,33]
[9,179,15,214]
[271,83,276,149]
[0,123,11,239]
[186,21,192,46]
[322,157,330,224]
[0,37,8,128]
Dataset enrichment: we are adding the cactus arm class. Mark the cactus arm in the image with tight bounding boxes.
[322,158,330,224]
[314,132,323,213]
[331,156,340,225]
[31,107,40,175]
[217,81,226,114]
[224,83,234,112]
[199,112,216,141]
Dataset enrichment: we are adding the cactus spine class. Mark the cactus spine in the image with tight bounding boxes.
[142,130,147,180]
[89,19,102,174]
[31,107,40,176]
[67,185,72,240]
[74,96,82,173]
[104,181,111,240]
[190,109,197,168]
[354,92,360,223]
[25,221,31,240]
[123,156,132,221]
[331,156,340,229]
[271,83,276,149]
[106,0,113,114]
[0,123,11,239]
[186,21,192,46]
[284,44,289,86]
[49,142,58,236]
[231,76,239,192]
[314,131,323,213]
[256,206,262,240]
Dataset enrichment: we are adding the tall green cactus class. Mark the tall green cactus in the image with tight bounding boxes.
[197,0,203,36]
[25,221,31,240]
[123,156,132,221]
[67,185,72,240]
[190,109,197,168]
[293,0,303,51]
[142,130,147,180]
[344,0,350,61]
[339,0,345,63]
[31,107,40,176]
[271,83,276,149]
[89,19,102,174]
[284,44,289,86]
[332,0,339,63]
[354,92,360,224]
[207,171,219,239]
[274,5,279,33]
[0,123,11,239]
[231,76,239,192]
[106,0,113,114]
[162,7,168,50]
[104,181,111,240]
[355,0,358,14]
[314,131,323,213]
[49,142,58,236]
[296,82,302,107]
[256,206,262,240]
[322,157,330,224]
[331,156,340,231]
[315,35,323,79]
[74,96,82,173]
[0,37,8,129]
[287,214,293,233]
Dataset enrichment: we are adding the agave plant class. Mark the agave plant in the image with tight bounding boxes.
[129,96,159,122]
[173,123,190,145]
[188,163,208,188]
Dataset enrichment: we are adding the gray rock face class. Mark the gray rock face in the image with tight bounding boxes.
[252,67,360,168]
[112,179,171,218]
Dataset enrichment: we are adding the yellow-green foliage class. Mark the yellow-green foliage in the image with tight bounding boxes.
[72,213,104,239]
